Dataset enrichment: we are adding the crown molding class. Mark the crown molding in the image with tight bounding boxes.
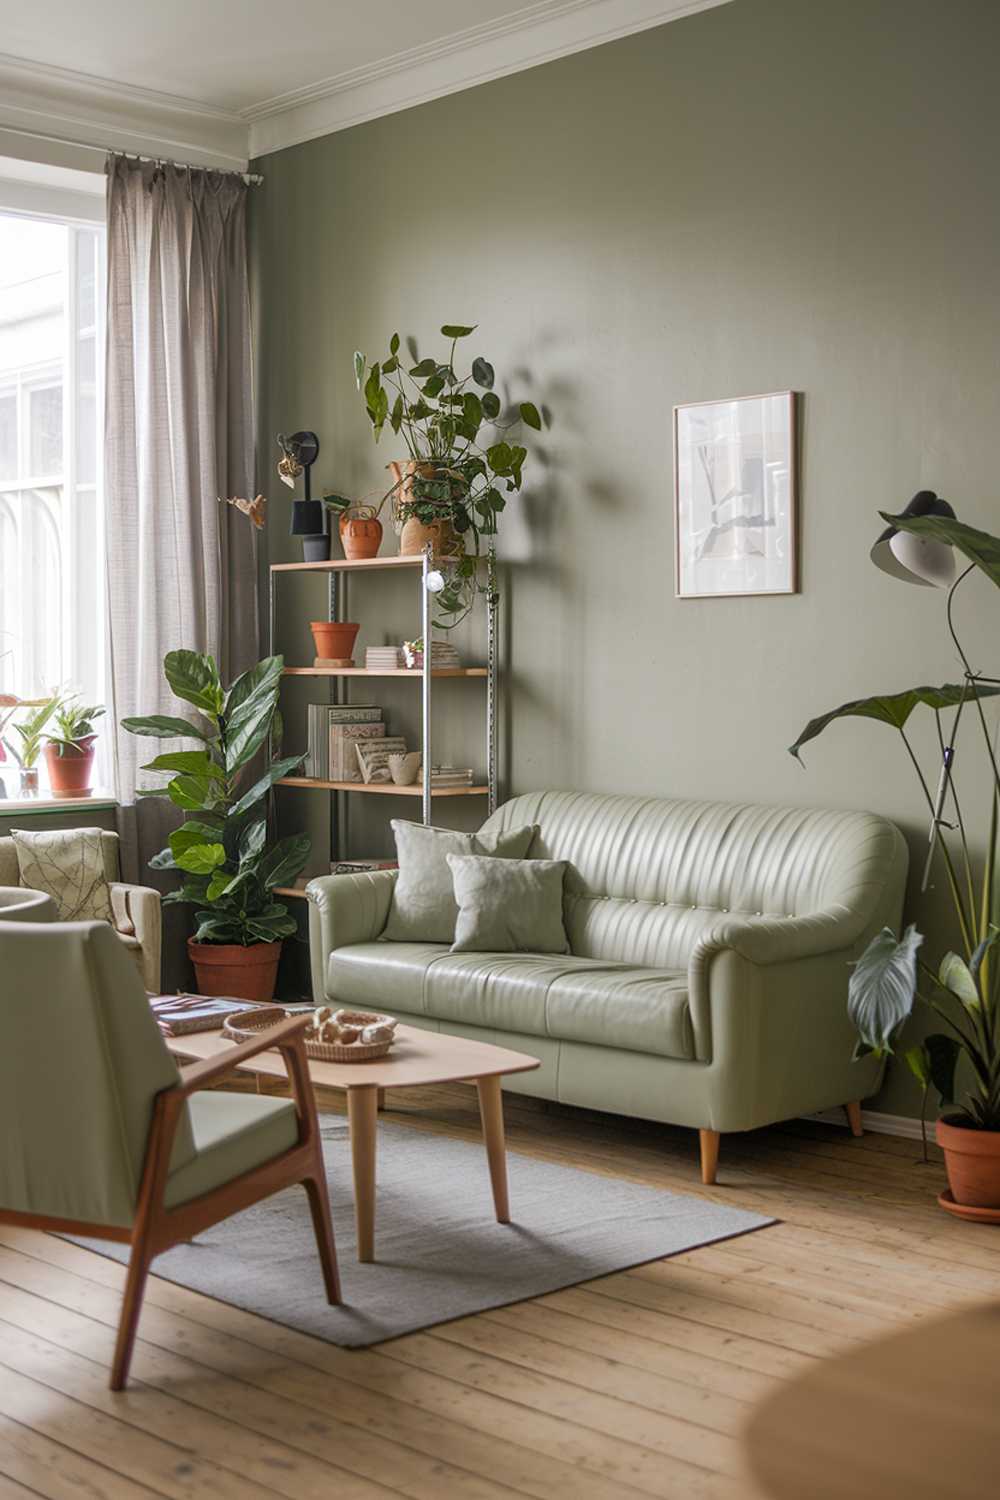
[0,51,249,173]
[247,0,733,158]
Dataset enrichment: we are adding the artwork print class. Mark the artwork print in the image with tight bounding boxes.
[674,391,797,597]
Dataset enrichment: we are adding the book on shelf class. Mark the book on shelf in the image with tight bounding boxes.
[428,764,476,785]
[365,646,405,669]
[332,858,399,873]
[149,994,271,1036]
[355,736,409,783]
[305,703,384,777]
[329,723,390,781]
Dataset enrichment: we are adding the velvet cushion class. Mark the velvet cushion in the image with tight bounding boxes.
[447,853,570,955]
[382,819,536,943]
[11,827,115,922]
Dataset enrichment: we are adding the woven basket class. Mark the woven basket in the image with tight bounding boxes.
[222,1006,398,1064]
[221,1006,291,1046]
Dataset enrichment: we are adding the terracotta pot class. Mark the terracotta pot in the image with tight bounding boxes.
[187,938,283,1002]
[339,511,383,561]
[399,516,460,558]
[937,1116,1000,1209]
[309,620,360,663]
[44,737,96,798]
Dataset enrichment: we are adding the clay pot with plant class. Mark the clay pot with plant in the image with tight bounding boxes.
[354,323,543,626]
[324,492,383,561]
[122,650,310,1002]
[2,693,58,795]
[44,696,105,797]
[790,506,1000,1220]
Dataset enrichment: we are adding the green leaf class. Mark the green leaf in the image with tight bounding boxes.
[225,689,281,775]
[789,682,1000,763]
[925,1032,961,1104]
[441,324,476,338]
[422,375,445,398]
[170,821,227,858]
[167,773,220,813]
[472,357,494,390]
[938,951,981,1011]
[257,833,311,890]
[409,358,437,377]
[225,654,283,720]
[904,1044,931,1087]
[353,350,365,389]
[141,750,222,779]
[121,714,209,741]
[164,651,224,717]
[162,876,211,905]
[481,391,501,420]
[228,754,305,817]
[389,332,399,356]
[847,924,923,1053]
[174,839,226,875]
[239,818,267,866]
[390,393,404,435]
[519,401,542,431]
[462,391,483,429]
[364,362,381,414]
[881,510,1000,591]
[192,913,244,944]
[246,911,298,942]
[381,355,398,375]
[487,441,513,475]
[148,846,178,870]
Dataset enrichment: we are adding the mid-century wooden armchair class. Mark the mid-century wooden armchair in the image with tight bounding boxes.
[0,918,340,1389]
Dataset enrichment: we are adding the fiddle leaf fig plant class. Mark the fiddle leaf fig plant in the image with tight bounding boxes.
[122,650,309,945]
[354,323,543,626]
[791,509,1000,1143]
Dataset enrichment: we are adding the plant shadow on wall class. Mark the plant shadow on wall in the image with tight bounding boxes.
[122,651,310,1003]
[790,498,1000,1219]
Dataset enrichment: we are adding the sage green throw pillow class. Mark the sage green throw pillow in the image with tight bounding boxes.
[447,853,569,955]
[11,826,114,923]
[382,819,537,943]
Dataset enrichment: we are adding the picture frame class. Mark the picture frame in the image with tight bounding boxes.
[673,390,798,598]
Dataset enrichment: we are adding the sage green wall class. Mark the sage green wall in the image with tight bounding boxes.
[251,0,1000,1116]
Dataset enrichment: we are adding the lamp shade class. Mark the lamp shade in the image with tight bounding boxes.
[289,497,325,536]
[871,490,957,587]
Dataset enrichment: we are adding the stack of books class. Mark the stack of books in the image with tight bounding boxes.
[403,639,461,670]
[332,857,399,874]
[365,645,404,671]
[305,703,384,780]
[429,764,476,787]
[149,994,270,1036]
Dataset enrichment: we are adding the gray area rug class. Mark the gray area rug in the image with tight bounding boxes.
[69,1118,775,1347]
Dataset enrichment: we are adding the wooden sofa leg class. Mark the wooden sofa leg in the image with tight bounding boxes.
[845,1101,864,1138]
[699,1129,720,1185]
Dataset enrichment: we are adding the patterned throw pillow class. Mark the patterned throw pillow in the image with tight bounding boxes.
[11,827,115,922]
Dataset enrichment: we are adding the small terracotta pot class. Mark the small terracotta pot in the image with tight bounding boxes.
[187,938,283,1002]
[937,1116,1000,1209]
[44,737,96,798]
[340,512,382,561]
[309,620,360,662]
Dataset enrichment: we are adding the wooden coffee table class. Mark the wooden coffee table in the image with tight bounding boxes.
[166,1023,540,1262]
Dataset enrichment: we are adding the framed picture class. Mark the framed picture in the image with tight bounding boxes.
[674,391,798,598]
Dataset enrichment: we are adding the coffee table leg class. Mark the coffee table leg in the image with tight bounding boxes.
[476,1076,510,1224]
[347,1085,378,1262]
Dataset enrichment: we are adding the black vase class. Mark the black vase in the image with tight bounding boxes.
[301,533,331,562]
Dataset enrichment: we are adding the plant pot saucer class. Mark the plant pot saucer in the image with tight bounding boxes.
[938,1188,1000,1224]
[313,657,354,667]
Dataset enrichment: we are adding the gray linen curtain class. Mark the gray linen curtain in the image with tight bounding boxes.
[104,155,258,985]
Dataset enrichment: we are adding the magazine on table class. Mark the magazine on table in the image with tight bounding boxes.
[148,994,275,1036]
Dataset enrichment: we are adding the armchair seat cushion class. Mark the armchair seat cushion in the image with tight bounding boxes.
[164,1092,299,1209]
[328,942,695,1060]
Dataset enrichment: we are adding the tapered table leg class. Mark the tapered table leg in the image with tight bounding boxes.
[347,1085,379,1262]
[476,1075,510,1224]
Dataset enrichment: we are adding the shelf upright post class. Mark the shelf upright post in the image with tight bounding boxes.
[421,546,432,825]
[486,543,499,816]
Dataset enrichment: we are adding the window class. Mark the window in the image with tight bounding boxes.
[0,210,107,794]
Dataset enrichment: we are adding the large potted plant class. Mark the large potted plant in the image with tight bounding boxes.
[354,324,542,626]
[123,649,310,1001]
[790,507,1000,1219]
[43,695,105,798]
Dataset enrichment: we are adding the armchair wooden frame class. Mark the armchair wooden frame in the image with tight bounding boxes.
[0,1015,340,1390]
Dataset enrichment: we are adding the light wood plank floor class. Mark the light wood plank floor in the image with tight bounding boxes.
[1,1083,997,1500]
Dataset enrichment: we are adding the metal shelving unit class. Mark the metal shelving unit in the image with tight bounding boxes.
[268,546,499,877]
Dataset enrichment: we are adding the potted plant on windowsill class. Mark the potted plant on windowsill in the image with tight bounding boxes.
[2,693,58,796]
[123,649,310,1001]
[354,324,543,626]
[789,504,1000,1219]
[43,695,105,798]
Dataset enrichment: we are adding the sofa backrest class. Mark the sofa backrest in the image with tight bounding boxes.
[0,830,121,886]
[482,790,906,969]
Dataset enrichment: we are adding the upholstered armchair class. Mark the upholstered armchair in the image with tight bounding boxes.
[0,830,161,991]
[0,919,341,1388]
[0,886,55,920]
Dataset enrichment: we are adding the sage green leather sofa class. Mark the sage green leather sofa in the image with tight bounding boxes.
[307,791,908,1180]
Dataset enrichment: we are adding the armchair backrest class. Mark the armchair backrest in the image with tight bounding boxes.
[483,790,907,970]
[0,886,56,921]
[0,830,121,887]
[0,919,195,1228]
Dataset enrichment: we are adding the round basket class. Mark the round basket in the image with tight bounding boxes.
[221,1005,290,1045]
[306,1010,398,1063]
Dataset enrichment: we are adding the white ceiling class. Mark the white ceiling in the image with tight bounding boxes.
[0,0,731,169]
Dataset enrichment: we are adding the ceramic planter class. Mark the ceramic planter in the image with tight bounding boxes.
[936,1117,1000,1220]
[44,736,96,798]
[309,620,360,663]
[399,516,460,558]
[188,938,283,1002]
[301,533,330,563]
[339,510,383,561]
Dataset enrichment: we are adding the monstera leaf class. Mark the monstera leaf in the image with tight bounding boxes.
[848,924,923,1055]
[881,510,1000,590]
[789,682,1000,763]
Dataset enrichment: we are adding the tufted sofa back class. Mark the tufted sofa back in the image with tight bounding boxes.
[482,790,906,970]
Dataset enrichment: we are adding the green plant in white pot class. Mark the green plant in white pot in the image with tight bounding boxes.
[790,502,1000,1218]
[122,649,310,1001]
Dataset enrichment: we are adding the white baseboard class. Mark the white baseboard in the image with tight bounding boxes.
[807,1107,928,1143]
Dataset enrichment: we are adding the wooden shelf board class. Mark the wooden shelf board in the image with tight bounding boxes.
[270,554,475,573]
[277,777,488,797]
[281,666,487,678]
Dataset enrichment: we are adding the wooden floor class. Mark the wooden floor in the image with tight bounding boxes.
[1,1084,997,1500]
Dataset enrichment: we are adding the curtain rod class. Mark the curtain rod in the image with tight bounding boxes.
[0,121,261,185]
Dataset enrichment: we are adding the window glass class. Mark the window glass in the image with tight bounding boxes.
[28,383,63,476]
[0,388,15,479]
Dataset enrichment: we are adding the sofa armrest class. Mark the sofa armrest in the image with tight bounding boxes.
[110,881,162,993]
[694,905,867,971]
[306,870,398,1003]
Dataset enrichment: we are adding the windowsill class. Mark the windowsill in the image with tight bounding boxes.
[0,789,118,814]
